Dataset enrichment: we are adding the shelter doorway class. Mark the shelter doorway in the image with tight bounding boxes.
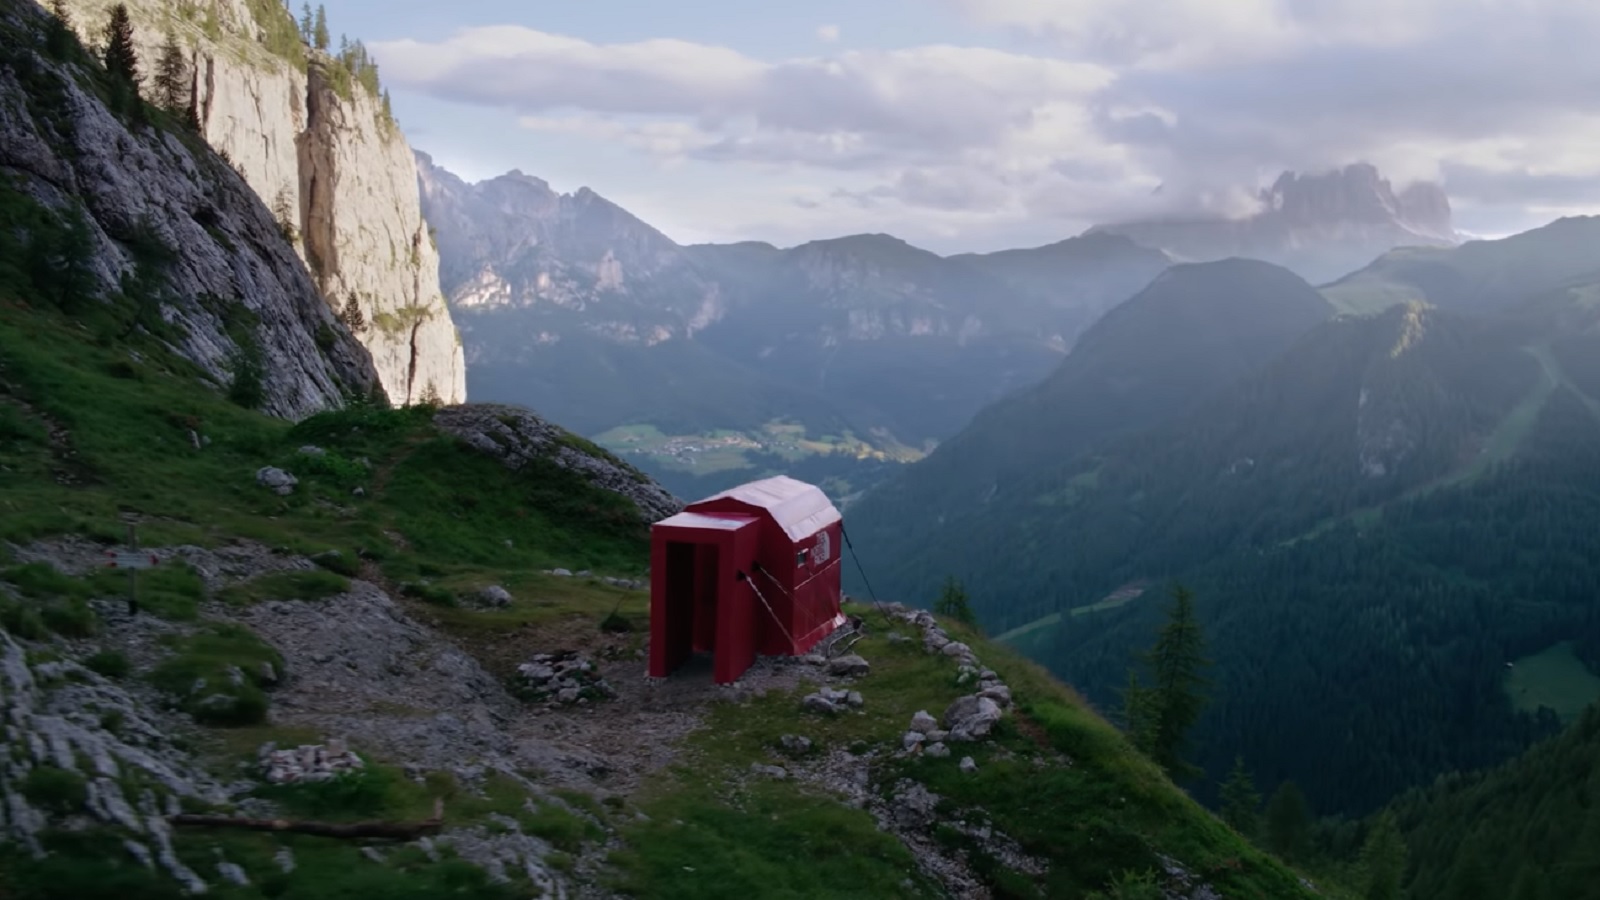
[662,540,721,656]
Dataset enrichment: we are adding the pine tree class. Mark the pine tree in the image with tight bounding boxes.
[1357,811,1408,900]
[1139,584,1210,777]
[1120,667,1158,755]
[45,0,75,59]
[299,3,313,43]
[1219,756,1261,837]
[312,5,329,51]
[1264,780,1311,862]
[153,29,190,116]
[102,4,141,89]
[339,294,366,333]
[933,576,976,627]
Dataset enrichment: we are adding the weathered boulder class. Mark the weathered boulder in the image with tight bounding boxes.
[256,467,298,495]
[943,695,1004,739]
[476,585,513,608]
[827,654,871,677]
[910,710,939,734]
[433,405,680,522]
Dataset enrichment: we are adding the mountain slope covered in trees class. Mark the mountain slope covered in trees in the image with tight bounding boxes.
[1387,705,1600,899]
[848,216,1600,818]
[848,258,1335,613]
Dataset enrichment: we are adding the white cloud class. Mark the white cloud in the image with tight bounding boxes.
[379,5,1600,247]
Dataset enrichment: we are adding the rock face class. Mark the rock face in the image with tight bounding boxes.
[0,3,376,417]
[60,0,465,407]
[431,403,682,522]
[1093,163,1459,284]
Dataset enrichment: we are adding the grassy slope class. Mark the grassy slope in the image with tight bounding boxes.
[617,615,1322,900]
[0,290,1326,896]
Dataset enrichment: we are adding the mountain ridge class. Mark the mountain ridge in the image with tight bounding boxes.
[1091,162,1458,284]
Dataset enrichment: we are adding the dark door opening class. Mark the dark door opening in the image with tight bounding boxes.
[662,540,722,674]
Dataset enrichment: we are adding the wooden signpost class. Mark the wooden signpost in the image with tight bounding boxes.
[104,523,157,615]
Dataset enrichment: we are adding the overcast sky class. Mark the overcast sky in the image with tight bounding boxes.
[318,0,1600,253]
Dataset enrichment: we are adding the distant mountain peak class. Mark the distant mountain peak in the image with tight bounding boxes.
[1089,162,1458,284]
[1262,163,1454,241]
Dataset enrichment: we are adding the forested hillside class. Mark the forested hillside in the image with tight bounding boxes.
[847,258,1333,583]
[1388,705,1600,899]
[849,220,1600,818]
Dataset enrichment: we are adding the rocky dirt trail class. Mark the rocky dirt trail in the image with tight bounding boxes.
[6,533,1086,900]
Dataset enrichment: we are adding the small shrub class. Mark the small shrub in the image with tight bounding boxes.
[99,709,125,733]
[311,550,359,577]
[217,569,350,606]
[1,562,84,599]
[85,649,131,678]
[401,582,455,607]
[0,601,48,640]
[20,765,88,815]
[225,331,266,410]
[41,600,96,638]
[148,624,281,727]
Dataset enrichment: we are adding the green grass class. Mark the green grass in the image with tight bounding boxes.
[216,568,351,606]
[615,607,1317,899]
[1505,641,1600,723]
[147,623,283,726]
[614,779,932,900]
[0,294,649,582]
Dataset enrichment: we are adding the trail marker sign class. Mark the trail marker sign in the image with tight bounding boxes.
[106,551,158,569]
[107,523,155,615]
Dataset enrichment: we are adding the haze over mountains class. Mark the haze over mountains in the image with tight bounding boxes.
[417,152,1462,499]
[848,214,1600,815]
[416,150,1173,498]
[1093,163,1458,285]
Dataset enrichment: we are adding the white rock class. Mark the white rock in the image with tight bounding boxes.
[959,757,978,774]
[256,467,298,495]
[910,710,939,733]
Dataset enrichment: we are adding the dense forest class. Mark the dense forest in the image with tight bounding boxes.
[1386,705,1600,898]
[849,282,1600,819]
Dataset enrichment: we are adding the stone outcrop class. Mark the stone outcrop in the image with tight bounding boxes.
[0,2,376,417]
[60,0,465,408]
[432,403,682,522]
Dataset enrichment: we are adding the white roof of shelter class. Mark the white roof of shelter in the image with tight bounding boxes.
[699,476,841,542]
[654,511,758,532]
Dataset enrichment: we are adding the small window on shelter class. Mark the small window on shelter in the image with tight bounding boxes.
[796,548,809,567]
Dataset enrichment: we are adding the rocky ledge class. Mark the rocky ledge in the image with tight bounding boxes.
[433,404,682,522]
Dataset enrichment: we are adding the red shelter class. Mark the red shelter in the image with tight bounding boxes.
[648,476,846,684]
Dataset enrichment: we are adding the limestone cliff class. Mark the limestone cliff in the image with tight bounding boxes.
[59,0,465,405]
[0,0,375,416]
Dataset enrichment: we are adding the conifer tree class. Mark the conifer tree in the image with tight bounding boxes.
[1219,756,1262,837]
[299,3,313,43]
[102,4,141,89]
[153,29,190,116]
[933,576,976,627]
[1120,666,1158,755]
[1135,584,1210,777]
[312,5,329,51]
[1264,780,1312,862]
[339,293,366,334]
[45,0,75,59]
[1357,811,1408,900]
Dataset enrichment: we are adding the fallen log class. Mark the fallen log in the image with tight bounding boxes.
[169,797,445,840]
